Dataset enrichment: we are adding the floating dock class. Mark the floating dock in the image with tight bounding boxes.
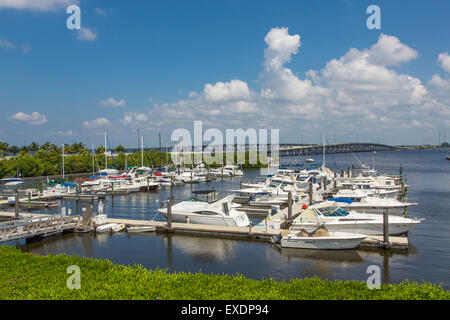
[0,201,409,250]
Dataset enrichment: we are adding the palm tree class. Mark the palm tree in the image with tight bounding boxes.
[41,142,58,152]
[96,146,105,154]
[8,145,19,156]
[28,142,40,154]
[62,144,73,154]
[115,145,126,153]
[0,141,9,156]
[71,142,86,154]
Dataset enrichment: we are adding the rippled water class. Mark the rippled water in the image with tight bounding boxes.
[8,149,450,288]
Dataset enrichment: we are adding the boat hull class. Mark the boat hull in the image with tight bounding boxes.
[293,221,418,236]
[281,233,366,250]
[127,226,156,233]
[158,210,249,227]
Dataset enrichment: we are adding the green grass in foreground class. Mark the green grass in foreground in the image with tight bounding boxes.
[0,245,449,300]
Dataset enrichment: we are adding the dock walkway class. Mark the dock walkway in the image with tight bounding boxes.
[0,212,79,243]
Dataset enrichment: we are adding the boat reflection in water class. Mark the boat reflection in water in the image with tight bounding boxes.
[168,234,237,263]
[274,246,365,265]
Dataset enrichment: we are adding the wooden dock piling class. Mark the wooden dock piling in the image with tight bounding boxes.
[167,197,173,232]
[15,191,19,218]
[382,208,390,249]
[287,192,292,221]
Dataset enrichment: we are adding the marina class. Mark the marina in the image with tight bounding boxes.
[2,1,450,303]
[1,148,430,253]
[0,148,447,289]
[0,151,448,287]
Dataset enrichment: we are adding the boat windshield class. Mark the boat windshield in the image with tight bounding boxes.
[269,180,282,188]
[316,207,350,217]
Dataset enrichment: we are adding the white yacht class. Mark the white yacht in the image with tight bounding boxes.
[248,192,287,206]
[212,164,244,177]
[292,201,422,236]
[158,190,250,227]
[337,182,399,199]
[178,170,202,183]
[132,176,160,190]
[126,166,153,179]
[329,194,417,215]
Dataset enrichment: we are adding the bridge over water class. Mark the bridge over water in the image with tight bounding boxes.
[125,143,396,156]
[276,143,395,156]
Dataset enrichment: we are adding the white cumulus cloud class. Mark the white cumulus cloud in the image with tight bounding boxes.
[203,80,252,103]
[121,112,148,125]
[117,28,448,142]
[0,0,77,11]
[437,52,450,73]
[83,117,111,128]
[77,27,98,42]
[99,98,126,107]
[9,111,47,125]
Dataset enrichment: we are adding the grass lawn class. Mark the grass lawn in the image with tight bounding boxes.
[0,245,449,300]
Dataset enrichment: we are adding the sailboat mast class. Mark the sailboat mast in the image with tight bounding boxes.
[159,132,162,170]
[141,134,144,167]
[322,132,325,168]
[104,132,107,170]
[92,144,94,177]
[62,144,65,180]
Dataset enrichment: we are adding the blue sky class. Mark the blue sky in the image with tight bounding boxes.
[0,0,449,148]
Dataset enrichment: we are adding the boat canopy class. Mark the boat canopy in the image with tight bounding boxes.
[328,198,355,204]
[61,182,76,188]
[0,178,24,183]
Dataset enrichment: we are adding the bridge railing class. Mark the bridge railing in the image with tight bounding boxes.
[0,214,80,242]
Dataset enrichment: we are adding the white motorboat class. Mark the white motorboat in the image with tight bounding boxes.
[126,166,153,179]
[212,164,244,177]
[248,192,287,206]
[158,190,250,227]
[176,170,202,183]
[132,177,160,190]
[127,226,157,233]
[281,226,367,250]
[156,176,173,187]
[292,201,422,236]
[328,196,417,215]
[111,223,126,233]
[98,168,120,178]
[234,178,304,202]
[337,182,399,199]
[108,179,140,194]
[95,223,117,233]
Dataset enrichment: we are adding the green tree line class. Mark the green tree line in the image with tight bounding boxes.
[0,140,171,178]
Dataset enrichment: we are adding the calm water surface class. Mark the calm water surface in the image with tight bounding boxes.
[6,149,450,288]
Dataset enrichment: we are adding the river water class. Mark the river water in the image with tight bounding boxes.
[6,149,450,289]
